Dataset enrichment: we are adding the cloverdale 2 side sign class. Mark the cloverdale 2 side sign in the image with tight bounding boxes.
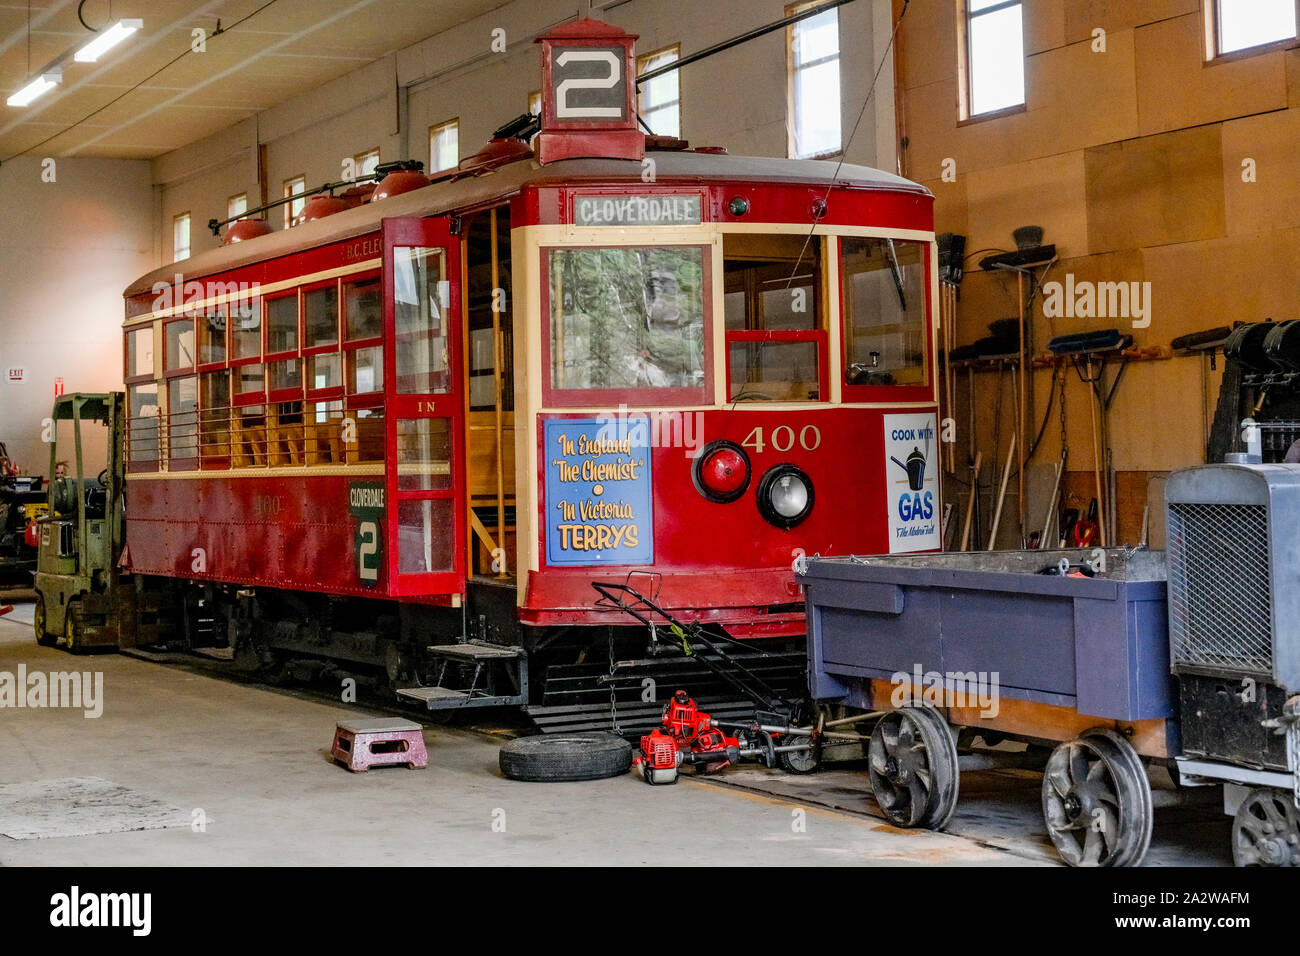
[882,413,939,554]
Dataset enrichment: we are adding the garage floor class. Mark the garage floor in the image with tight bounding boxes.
[0,598,1230,866]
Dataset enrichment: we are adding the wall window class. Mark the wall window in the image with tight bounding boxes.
[429,120,459,175]
[787,2,841,159]
[227,193,247,221]
[1212,0,1298,56]
[283,175,306,228]
[528,90,541,115]
[547,245,707,402]
[353,148,380,178]
[173,212,191,262]
[963,0,1026,117]
[637,44,681,138]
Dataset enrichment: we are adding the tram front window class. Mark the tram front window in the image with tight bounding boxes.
[840,237,927,387]
[548,246,706,397]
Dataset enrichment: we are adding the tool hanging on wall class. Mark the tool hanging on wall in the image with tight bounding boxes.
[987,434,1016,551]
[980,235,1058,547]
[1049,330,1132,548]
[960,451,982,551]
[937,233,967,476]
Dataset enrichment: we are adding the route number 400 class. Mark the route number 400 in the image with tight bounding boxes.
[741,425,822,454]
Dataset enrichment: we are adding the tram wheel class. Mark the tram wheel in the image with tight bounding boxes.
[1042,728,1152,867]
[34,593,57,647]
[867,704,959,829]
[1232,787,1300,867]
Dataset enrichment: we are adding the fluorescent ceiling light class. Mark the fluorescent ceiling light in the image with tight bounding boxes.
[74,18,143,63]
[7,71,61,107]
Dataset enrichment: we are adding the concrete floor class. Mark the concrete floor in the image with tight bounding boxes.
[0,596,1231,866]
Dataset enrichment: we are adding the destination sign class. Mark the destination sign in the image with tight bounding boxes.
[574,194,702,227]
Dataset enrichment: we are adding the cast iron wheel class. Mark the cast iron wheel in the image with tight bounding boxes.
[1232,787,1300,867]
[499,732,633,783]
[33,593,57,647]
[777,733,821,774]
[1041,728,1152,867]
[867,705,960,829]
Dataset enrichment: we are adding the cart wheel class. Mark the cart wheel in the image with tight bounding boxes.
[33,593,57,647]
[1232,787,1300,867]
[867,705,960,829]
[1042,729,1152,867]
[777,734,821,774]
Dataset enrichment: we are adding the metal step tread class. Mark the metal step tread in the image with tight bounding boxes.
[396,686,470,701]
[426,641,523,660]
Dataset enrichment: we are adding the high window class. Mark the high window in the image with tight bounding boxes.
[283,175,306,228]
[1211,0,1298,56]
[227,194,247,221]
[353,148,380,179]
[173,213,190,262]
[962,0,1026,117]
[637,44,681,138]
[787,2,841,159]
[429,120,459,175]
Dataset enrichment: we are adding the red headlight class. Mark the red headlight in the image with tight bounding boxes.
[693,440,751,503]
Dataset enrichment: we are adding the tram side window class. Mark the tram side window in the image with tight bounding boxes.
[548,246,706,396]
[200,370,230,466]
[167,376,199,469]
[723,234,824,402]
[840,237,927,388]
[393,247,449,394]
[126,326,153,379]
[128,383,160,468]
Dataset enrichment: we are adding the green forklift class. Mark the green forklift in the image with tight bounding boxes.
[32,393,131,652]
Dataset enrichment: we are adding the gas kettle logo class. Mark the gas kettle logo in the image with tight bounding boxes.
[891,446,928,491]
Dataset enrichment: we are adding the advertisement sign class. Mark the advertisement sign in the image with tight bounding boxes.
[544,417,653,565]
[882,413,940,553]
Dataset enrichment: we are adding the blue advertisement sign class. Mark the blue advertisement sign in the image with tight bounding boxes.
[544,417,654,565]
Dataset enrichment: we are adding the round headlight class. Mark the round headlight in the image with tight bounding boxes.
[757,464,814,529]
[693,440,751,503]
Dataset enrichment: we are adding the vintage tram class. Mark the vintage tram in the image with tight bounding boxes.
[98,21,941,710]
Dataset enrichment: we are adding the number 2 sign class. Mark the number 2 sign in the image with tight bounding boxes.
[534,18,643,164]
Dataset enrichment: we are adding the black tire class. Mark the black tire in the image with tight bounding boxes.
[34,593,57,647]
[499,732,633,782]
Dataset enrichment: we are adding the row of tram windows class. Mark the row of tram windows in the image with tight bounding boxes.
[547,233,930,404]
[124,246,452,474]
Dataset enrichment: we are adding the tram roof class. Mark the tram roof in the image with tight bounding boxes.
[125,150,930,298]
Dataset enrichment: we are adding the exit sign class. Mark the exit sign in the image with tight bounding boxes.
[6,367,24,383]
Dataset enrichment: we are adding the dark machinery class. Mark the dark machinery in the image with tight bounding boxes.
[1165,463,1300,866]
[590,582,824,785]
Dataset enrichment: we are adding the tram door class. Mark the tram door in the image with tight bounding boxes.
[382,216,467,598]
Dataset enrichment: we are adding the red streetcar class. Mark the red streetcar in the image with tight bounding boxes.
[115,20,940,711]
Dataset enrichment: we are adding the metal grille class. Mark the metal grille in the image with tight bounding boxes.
[1167,502,1273,674]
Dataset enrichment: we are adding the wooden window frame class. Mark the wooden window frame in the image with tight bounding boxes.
[636,43,682,139]
[786,1,842,160]
[957,0,1027,124]
[1203,0,1300,62]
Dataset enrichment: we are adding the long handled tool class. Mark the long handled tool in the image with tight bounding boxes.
[1039,452,1065,549]
[1085,355,1107,546]
[987,434,1016,551]
[960,451,982,551]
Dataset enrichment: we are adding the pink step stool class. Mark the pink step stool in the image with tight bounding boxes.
[331,717,428,772]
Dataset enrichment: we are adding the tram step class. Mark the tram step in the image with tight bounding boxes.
[397,686,468,702]
[426,641,523,660]
[394,685,527,710]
